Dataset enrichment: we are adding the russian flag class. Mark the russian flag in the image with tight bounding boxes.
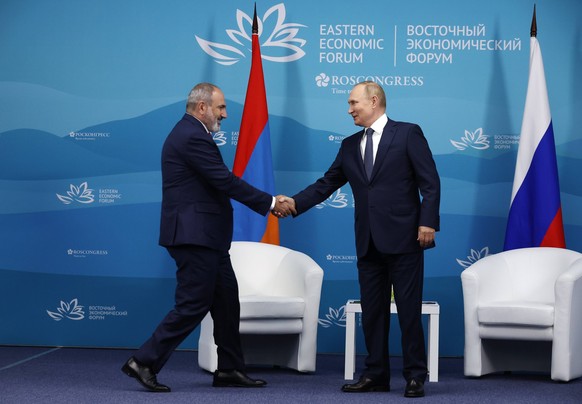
[503,7,565,250]
[232,5,279,244]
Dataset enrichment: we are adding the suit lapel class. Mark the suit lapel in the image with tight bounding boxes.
[370,119,397,181]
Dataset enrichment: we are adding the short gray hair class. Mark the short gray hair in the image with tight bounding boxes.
[186,82,218,111]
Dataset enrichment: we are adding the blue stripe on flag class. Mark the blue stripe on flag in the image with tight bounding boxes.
[232,122,274,242]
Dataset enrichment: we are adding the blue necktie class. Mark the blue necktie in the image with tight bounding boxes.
[364,127,374,179]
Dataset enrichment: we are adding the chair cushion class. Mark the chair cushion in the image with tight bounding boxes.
[240,295,305,319]
[477,302,554,327]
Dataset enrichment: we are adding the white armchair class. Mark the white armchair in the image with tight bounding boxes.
[198,241,324,373]
[461,247,582,381]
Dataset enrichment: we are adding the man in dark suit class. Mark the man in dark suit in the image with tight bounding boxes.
[122,82,295,392]
[288,81,440,398]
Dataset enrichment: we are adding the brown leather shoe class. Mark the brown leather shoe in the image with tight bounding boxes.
[341,376,390,393]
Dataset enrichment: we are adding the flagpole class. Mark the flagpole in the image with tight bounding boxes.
[530,4,537,37]
[253,3,258,34]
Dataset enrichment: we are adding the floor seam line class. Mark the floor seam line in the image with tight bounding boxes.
[0,347,61,371]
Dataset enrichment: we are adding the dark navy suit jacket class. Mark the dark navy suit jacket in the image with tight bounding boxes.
[293,119,440,257]
[159,114,272,251]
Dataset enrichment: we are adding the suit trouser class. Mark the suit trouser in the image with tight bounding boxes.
[134,244,245,373]
[357,240,427,383]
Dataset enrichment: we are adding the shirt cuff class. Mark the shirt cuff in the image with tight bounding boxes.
[270,196,276,211]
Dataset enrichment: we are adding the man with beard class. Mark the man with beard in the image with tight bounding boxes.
[122,82,295,392]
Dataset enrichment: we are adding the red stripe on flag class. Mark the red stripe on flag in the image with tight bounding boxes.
[232,30,268,177]
[540,208,566,247]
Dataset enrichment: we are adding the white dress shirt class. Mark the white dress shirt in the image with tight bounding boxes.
[360,113,388,164]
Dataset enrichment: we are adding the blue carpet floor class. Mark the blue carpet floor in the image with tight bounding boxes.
[1,346,581,403]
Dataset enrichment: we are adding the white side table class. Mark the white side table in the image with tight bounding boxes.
[344,300,440,382]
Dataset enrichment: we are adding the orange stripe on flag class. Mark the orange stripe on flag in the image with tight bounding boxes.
[260,214,280,245]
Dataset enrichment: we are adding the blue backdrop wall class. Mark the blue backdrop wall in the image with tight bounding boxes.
[1,0,581,357]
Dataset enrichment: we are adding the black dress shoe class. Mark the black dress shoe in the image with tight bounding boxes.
[212,370,267,387]
[121,357,171,393]
[341,376,390,393]
[404,379,425,398]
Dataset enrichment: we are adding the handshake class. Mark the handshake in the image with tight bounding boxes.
[271,195,296,218]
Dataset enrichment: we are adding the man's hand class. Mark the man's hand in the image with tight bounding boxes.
[417,226,435,248]
[272,195,297,218]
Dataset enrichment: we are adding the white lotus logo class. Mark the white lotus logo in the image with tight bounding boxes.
[450,128,490,150]
[316,73,330,87]
[47,299,85,321]
[213,131,227,146]
[195,3,307,65]
[318,305,346,328]
[56,182,95,205]
[316,188,349,209]
[456,247,490,268]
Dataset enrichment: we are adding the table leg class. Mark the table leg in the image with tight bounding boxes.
[344,308,356,380]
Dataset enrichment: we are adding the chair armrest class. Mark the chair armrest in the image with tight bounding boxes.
[554,257,582,338]
[552,257,582,380]
[460,269,480,333]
